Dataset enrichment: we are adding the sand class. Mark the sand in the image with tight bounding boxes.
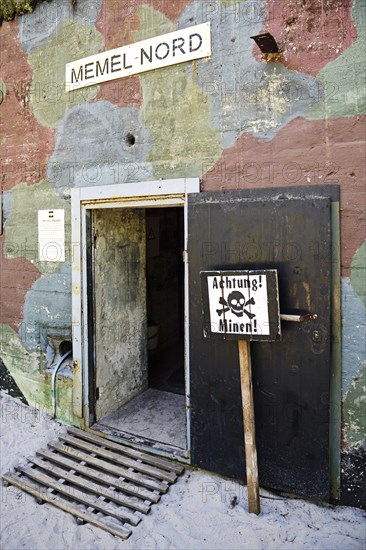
[0,391,365,550]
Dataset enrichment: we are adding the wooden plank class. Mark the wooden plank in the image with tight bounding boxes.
[28,456,150,514]
[48,441,168,493]
[2,473,132,540]
[238,340,260,515]
[67,426,185,474]
[15,465,141,526]
[36,448,159,503]
[59,433,177,483]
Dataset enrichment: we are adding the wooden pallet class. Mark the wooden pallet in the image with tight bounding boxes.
[2,426,185,539]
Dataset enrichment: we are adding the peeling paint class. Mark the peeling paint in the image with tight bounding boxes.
[258,0,357,75]
[180,0,319,145]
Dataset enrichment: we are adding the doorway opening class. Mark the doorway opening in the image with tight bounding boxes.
[146,208,185,396]
[90,205,187,452]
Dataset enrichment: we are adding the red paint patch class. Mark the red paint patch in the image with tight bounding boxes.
[0,236,41,330]
[97,0,192,48]
[202,116,366,276]
[93,76,142,109]
[253,0,357,75]
[95,1,192,108]
[0,20,55,191]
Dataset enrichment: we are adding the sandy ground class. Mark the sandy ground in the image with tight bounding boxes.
[0,392,365,550]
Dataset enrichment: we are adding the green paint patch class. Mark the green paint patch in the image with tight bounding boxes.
[351,240,366,307]
[0,78,6,105]
[343,365,366,444]
[136,6,221,179]
[4,179,71,274]
[306,0,366,119]
[28,20,104,127]
[0,324,78,424]
[220,0,245,5]
[136,5,175,40]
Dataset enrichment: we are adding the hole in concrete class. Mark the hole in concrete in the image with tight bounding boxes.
[126,133,136,146]
[59,340,72,356]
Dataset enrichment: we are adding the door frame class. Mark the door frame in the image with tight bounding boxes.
[71,178,200,459]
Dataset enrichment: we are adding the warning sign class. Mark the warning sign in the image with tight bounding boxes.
[201,270,281,341]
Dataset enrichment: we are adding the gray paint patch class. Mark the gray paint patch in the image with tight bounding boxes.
[20,261,72,352]
[47,101,153,193]
[19,0,103,52]
[1,191,14,224]
[341,277,366,395]
[180,1,320,146]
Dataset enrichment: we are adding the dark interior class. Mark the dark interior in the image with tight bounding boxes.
[146,207,185,395]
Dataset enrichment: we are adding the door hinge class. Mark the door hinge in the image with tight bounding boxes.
[182,250,188,263]
[95,387,100,400]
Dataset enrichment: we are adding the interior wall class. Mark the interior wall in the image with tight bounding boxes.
[94,208,147,421]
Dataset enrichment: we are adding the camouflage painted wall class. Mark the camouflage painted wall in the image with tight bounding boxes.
[0,0,365,505]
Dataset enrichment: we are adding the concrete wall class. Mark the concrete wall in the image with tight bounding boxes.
[0,0,364,506]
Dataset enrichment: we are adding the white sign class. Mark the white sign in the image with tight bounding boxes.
[207,273,270,336]
[38,209,65,262]
[201,270,281,341]
[66,22,211,91]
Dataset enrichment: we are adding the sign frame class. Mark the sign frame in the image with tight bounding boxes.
[200,269,281,342]
[66,22,211,91]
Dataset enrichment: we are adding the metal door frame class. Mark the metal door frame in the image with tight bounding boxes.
[71,178,200,459]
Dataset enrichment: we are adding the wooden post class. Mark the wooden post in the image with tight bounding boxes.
[238,339,260,515]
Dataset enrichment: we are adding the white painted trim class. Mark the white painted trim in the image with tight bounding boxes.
[84,196,184,210]
[71,178,199,456]
[79,178,199,202]
[71,188,83,418]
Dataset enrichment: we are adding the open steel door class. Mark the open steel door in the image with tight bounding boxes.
[188,186,338,501]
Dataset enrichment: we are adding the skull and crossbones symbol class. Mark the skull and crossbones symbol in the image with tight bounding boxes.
[217,291,256,319]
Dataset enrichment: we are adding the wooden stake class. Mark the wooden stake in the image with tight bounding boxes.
[238,339,260,515]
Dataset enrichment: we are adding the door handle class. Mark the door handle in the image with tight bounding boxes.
[280,313,318,322]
